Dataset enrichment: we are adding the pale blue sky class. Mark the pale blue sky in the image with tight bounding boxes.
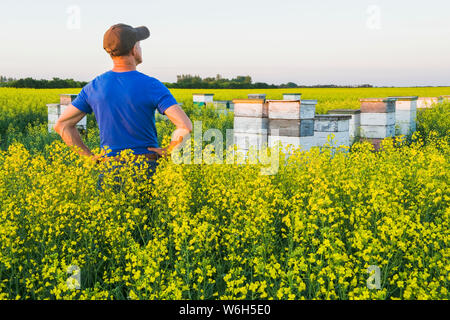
[1,0,449,86]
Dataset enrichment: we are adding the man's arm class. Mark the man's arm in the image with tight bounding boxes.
[54,105,95,160]
[148,104,192,157]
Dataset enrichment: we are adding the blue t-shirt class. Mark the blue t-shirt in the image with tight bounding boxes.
[72,70,177,157]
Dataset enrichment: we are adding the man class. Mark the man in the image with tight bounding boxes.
[55,24,192,184]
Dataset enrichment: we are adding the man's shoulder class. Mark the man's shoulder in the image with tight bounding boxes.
[134,72,165,85]
[82,71,112,89]
[93,70,115,83]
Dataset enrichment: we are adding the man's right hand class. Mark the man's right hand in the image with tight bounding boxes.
[147,136,186,158]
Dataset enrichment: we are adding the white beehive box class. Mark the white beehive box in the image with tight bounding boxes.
[313,115,351,148]
[234,117,268,134]
[327,109,361,143]
[282,93,302,101]
[233,132,268,151]
[267,100,316,120]
[360,125,395,139]
[314,114,352,146]
[300,100,318,118]
[193,94,214,106]
[314,115,351,133]
[233,99,268,118]
[360,112,396,126]
[47,103,87,133]
[389,96,418,136]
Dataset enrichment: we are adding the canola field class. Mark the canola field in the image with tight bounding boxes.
[0,87,448,300]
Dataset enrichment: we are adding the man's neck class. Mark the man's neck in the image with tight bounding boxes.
[112,57,137,72]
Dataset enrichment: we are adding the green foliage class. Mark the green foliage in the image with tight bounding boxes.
[4,78,87,89]
[167,74,376,89]
[417,102,450,142]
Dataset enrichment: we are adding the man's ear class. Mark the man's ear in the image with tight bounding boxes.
[131,42,140,56]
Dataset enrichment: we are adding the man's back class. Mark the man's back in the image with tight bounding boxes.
[55,23,191,165]
[72,70,177,157]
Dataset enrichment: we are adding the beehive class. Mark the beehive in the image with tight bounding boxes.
[314,115,351,147]
[233,132,268,151]
[234,117,268,134]
[282,93,302,101]
[268,119,314,137]
[267,100,316,120]
[233,99,268,118]
[389,96,418,136]
[359,98,396,139]
[47,103,87,133]
[232,99,268,155]
[193,94,214,106]
[327,109,361,143]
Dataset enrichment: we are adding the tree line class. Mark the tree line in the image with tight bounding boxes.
[164,74,372,89]
[0,74,373,89]
[0,77,88,89]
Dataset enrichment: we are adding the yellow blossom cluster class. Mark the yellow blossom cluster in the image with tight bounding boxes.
[0,132,448,300]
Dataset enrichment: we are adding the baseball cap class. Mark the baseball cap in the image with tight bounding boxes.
[103,24,150,56]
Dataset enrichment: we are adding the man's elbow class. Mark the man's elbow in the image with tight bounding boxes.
[54,121,67,136]
[54,121,62,135]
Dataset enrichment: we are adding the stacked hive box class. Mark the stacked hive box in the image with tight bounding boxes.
[389,96,418,136]
[232,99,268,157]
[359,98,396,149]
[314,115,351,148]
[327,109,361,143]
[417,97,439,109]
[267,99,316,152]
[283,93,302,100]
[47,94,87,133]
[193,93,214,106]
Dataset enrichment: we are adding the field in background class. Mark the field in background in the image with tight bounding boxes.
[1,86,450,112]
[169,87,450,114]
[2,86,449,151]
